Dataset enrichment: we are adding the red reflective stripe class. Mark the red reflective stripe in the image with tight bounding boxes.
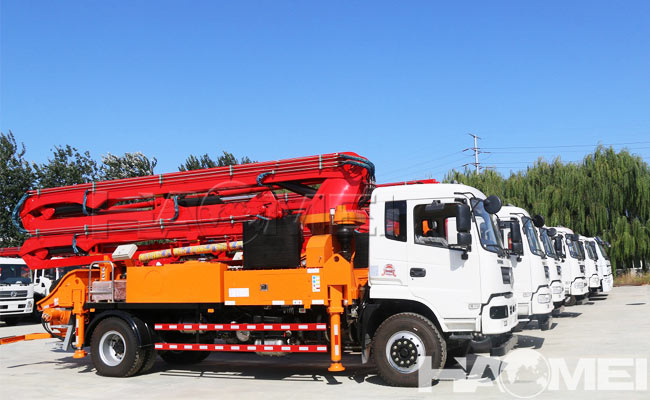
[154,323,327,331]
[154,343,328,353]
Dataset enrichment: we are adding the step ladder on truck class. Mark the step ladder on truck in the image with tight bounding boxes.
[1,152,517,387]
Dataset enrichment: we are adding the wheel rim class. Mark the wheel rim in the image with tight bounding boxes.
[99,330,126,367]
[385,331,425,374]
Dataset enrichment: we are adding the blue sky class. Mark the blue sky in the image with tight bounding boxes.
[1,1,649,183]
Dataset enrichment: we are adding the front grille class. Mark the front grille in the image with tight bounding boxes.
[544,266,550,280]
[501,267,512,284]
[0,290,28,298]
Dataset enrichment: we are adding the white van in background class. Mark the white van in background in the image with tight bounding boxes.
[0,256,34,325]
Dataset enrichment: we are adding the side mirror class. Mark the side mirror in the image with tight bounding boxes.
[532,215,545,228]
[547,227,557,237]
[510,220,524,256]
[456,232,472,246]
[483,195,502,214]
[456,203,471,233]
[512,241,524,256]
[554,236,563,254]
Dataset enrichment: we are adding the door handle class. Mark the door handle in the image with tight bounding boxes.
[410,268,426,278]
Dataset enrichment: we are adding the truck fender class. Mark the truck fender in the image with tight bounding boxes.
[85,310,154,349]
[368,285,449,332]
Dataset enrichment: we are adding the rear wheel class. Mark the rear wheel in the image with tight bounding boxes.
[91,317,145,377]
[372,312,446,387]
[139,347,158,374]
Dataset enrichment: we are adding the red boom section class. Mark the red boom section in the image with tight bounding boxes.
[16,152,374,269]
[0,247,20,257]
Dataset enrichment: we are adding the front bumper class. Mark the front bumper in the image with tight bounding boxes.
[601,274,613,292]
[481,294,518,335]
[589,274,601,289]
[0,299,34,318]
[569,277,588,296]
[550,281,564,303]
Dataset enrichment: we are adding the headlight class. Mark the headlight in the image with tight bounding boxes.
[537,294,551,303]
[552,286,563,294]
[573,281,584,289]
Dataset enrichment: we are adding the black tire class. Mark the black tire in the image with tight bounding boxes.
[139,347,158,374]
[539,315,552,331]
[159,350,211,365]
[90,317,145,377]
[565,296,577,306]
[372,312,446,387]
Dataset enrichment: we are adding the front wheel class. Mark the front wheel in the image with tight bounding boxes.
[372,312,446,387]
[539,315,552,331]
[90,317,145,377]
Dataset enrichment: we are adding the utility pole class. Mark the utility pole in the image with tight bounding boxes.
[463,133,483,173]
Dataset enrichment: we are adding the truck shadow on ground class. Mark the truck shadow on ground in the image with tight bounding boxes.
[556,311,582,318]
[6,354,95,374]
[514,334,545,350]
[152,353,384,386]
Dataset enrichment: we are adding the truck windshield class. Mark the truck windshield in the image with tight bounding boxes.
[471,199,504,255]
[0,264,31,285]
[566,236,582,259]
[585,241,598,261]
[522,218,545,257]
[596,241,609,260]
[540,229,557,258]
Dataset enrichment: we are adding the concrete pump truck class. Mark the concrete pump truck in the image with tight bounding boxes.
[1,152,517,387]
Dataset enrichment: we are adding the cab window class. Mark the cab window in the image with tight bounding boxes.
[413,203,456,248]
[385,201,407,242]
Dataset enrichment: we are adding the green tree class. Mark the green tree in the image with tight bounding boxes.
[179,151,253,171]
[444,147,650,273]
[0,132,35,246]
[100,152,158,180]
[35,145,99,188]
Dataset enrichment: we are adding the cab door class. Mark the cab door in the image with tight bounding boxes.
[405,199,480,320]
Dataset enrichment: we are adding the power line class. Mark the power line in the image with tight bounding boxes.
[482,140,650,150]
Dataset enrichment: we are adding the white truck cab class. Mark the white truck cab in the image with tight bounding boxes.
[585,237,613,293]
[0,256,34,325]
[578,235,600,294]
[539,226,567,312]
[552,227,588,305]
[368,183,518,357]
[497,206,553,330]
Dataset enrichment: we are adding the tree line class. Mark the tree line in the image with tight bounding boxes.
[2,131,649,272]
[444,146,650,273]
[0,131,251,246]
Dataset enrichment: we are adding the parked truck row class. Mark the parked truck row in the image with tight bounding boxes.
[0,152,613,387]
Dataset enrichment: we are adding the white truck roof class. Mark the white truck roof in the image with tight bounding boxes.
[372,183,487,202]
[497,205,531,219]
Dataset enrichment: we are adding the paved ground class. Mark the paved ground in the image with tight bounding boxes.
[1,286,649,400]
